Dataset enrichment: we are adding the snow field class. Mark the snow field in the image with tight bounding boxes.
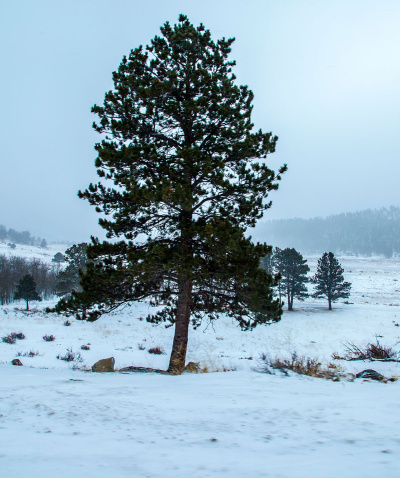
[0,251,400,477]
[1,368,400,478]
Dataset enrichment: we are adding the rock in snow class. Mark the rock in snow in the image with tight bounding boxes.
[91,357,115,372]
[356,369,387,381]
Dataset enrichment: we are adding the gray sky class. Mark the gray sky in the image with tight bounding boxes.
[1,0,399,242]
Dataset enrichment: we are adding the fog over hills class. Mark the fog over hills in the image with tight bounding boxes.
[2,1,400,241]
[253,206,400,257]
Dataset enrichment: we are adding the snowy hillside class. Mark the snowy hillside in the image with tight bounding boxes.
[1,255,400,477]
[0,241,69,263]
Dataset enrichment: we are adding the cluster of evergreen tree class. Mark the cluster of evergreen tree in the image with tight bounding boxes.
[261,248,351,310]
[0,255,59,305]
[0,224,47,247]
[257,207,400,257]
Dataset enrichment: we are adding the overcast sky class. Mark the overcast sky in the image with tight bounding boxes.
[1,0,399,242]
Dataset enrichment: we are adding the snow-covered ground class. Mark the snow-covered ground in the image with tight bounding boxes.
[1,252,400,477]
[0,241,69,264]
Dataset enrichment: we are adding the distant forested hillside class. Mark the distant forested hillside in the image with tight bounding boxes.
[256,207,400,257]
[0,224,46,247]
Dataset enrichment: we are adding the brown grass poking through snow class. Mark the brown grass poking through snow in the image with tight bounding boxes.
[259,352,347,381]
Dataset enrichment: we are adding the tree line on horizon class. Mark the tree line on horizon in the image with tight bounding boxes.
[258,207,400,257]
[0,224,47,248]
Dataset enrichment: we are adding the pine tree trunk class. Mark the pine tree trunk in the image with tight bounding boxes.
[26,299,29,311]
[328,297,332,310]
[168,278,192,374]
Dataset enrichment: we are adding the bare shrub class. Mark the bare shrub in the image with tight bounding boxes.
[334,339,400,362]
[43,334,56,342]
[12,332,26,340]
[57,348,83,362]
[137,343,146,351]
[2,332,25,344]
[64,320,71,326]
[259,352,345,381]
[80,344,90,350]
[17,350,39,357]
[148,346,165,355]
[2,335,16,344]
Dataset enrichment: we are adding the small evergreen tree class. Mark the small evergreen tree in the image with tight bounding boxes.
[14,274,42,310]
[312,252,351,310]
[40,239,47,249]
[52,252,65,263]
[274,248,309,311]
[55,243,88,296]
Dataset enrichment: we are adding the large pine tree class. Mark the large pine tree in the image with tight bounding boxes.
[312,252,351,310]
[56,15,286,373]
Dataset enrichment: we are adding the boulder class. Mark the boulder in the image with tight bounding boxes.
[92,357,115,373]
[355,369,386,381]
[184,362,201,373]
[11,359,23,366]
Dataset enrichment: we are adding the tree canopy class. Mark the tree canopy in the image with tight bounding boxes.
[55,15,286,373]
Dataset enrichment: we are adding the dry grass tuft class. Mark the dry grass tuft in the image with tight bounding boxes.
[16,350,40,357]
[200,357,237,373]
[57,348,83,363]
[259,352,347,381]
